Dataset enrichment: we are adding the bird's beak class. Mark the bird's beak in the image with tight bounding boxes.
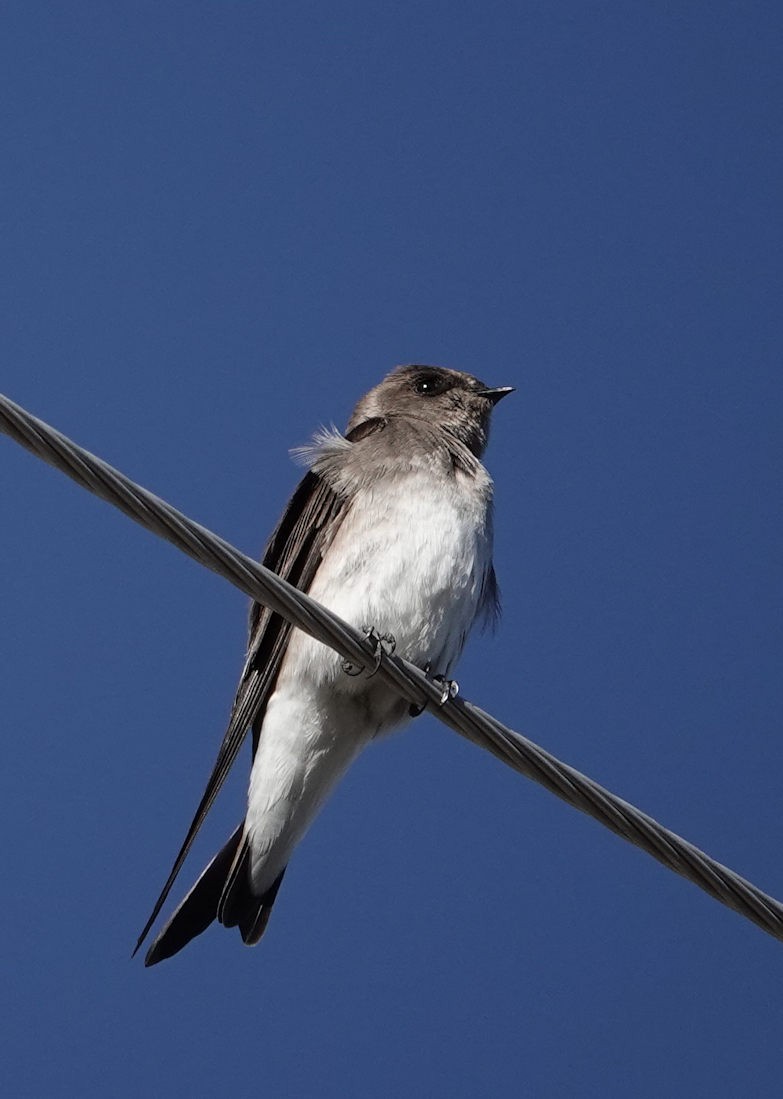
[477,386,515,405]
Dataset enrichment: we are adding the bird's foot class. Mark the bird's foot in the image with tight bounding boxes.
[341,626,396,678]
[409,664,459,716]
[433,674,460,705]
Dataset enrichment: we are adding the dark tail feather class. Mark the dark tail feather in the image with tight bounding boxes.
[218,838,287,946]
[144,824,244,967]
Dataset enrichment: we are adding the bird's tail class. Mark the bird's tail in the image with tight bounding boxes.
[218,837,287,946]
[144,825,286,966]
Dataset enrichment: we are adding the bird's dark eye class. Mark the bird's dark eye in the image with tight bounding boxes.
[412,372,451,397]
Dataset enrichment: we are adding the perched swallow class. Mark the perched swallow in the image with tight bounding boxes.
[136,364,512,964]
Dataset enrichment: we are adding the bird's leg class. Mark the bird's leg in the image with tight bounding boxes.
[409,664,459,716]
[341,626,396,678]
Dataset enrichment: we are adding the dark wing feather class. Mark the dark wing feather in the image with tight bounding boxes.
[143,824,244,965]
[479,564,501,630]
[132,468,348,956]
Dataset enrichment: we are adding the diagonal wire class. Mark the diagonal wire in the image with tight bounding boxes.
[1,389,781,944]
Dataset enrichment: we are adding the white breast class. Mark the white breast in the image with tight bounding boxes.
[289,465,494,682]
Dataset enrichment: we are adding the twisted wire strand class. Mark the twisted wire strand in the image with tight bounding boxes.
[1,390,781,943]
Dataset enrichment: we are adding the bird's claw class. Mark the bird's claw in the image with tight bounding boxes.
[409,664,459,716]
[341,626,396,678]
[433,674,459,705]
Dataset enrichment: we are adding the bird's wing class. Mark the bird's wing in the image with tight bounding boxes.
[132,465,352,955]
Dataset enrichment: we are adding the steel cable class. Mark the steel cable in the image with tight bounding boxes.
[2,390,781,943]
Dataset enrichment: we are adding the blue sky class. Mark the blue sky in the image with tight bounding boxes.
[1,2,782,1095]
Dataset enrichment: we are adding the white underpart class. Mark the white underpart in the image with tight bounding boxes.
[245,465,493,893]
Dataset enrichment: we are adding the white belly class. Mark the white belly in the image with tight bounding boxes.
[245,683,369,892]
[245,468,493,892]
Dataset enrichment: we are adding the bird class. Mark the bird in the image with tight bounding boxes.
[135,364,513,965]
